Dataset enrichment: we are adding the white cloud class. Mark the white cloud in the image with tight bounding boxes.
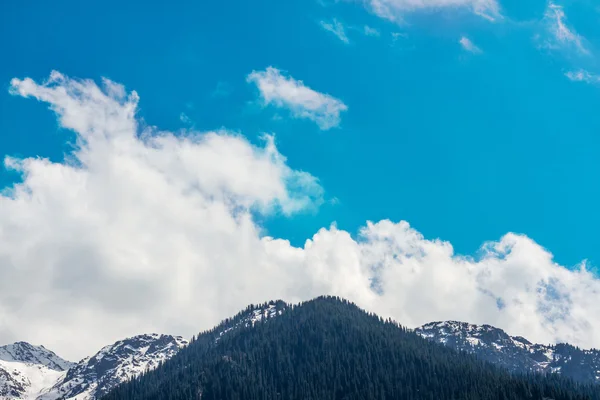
[364,25,381,37]
[320,19,350,44]
[565,69,600,84]
[2,72,323,359]
[459,36,482,53]
[541,2,589,55]
[4,72,600,362]
[247,67,348,130]
[366,0,501,23]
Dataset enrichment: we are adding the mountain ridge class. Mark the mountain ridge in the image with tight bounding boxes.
[415,320,600,384]
[38,333,188,400]
[0,302,286,399]
[3,299,600,399]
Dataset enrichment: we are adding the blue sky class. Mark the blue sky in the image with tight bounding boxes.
[2,0,600,358]
[3,0,600,267]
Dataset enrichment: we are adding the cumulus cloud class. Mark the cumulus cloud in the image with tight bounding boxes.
[320,19,350,44]
[565,69,600,84]
[3,72,600,362]
[459,36,482,53]
[541,2,589,55]
[247,67,348,130]
[2,71,323,359]
[366,0,501,23]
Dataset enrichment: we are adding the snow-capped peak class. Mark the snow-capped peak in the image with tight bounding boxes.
[38,333,188,400]
[0,342,73,400]
[0,342,73,372]
[416,320,600,384]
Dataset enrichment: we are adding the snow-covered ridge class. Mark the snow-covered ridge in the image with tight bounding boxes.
[39,333,188,400]
[417,321,537,350]
[0,342,73,372]
[0,342,74,400]
[416,320,600,384]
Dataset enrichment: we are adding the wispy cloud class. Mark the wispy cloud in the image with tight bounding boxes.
[320,19,350,44]
[459,36,482,53]
[247,67,348,130]
[542,2,589,55]
[366,0,501,23]
[364,25,381,37]
[391,31,408,44]
[179,112,193,124]
[211,81,233,98]
[565,69,600,84]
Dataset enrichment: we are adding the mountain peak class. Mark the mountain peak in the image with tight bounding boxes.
[0,342,73,399]
[211,300,288,342]
[0,341,73,371]
[39,333,188,400]
[420,320,505,333]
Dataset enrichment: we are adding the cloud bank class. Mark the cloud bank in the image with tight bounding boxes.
[247,67,348,130]
[3,72,600,361]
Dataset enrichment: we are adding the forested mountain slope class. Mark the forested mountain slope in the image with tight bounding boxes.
[103,297,600,400]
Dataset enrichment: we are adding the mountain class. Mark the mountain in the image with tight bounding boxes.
[103,297,600,400]
[38,334,187,400]
[0,342,73,399]
[416,320,600,384]
[0,302,284,400]
[0,334,187,400]
[5,300,600,399]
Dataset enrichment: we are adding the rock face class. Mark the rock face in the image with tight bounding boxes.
[0,342,74,399]
[415,321,600,384]
[38,334,188,400]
